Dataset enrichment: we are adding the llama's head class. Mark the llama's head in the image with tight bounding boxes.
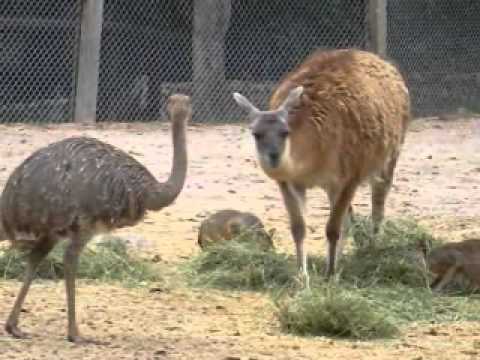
[232,86,303,169]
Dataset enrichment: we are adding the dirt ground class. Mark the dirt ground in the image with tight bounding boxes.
[1,117,480,359]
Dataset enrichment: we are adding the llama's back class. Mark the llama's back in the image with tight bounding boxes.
[269,49,410,180]
[429,239,480,271]
[271,49,410,121]
[458,239,480,267]
[433,239,480,287]
[460,240,480,286]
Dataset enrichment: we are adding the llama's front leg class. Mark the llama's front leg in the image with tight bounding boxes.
[328,191,354,262]
[279,181,309,289]
[326,182,358,279]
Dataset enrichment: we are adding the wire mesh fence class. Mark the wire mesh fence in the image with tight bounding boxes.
[387,0,480,117]
[0,0,81,123]
[96,0,192,122]
[97,0,367,122]
[0,0,479,124]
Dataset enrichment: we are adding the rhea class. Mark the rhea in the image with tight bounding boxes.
[0,94,190,343]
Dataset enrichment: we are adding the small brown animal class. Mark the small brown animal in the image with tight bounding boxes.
[0,94,190,344]
[233,49,410,287]
[198,209,274,251]
[418,239,480,292]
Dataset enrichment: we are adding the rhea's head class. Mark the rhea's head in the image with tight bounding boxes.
[232,86,303,169]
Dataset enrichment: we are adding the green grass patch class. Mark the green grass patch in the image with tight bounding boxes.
[0,236,160,286]
[340,215,443,287]
[184,239,297,290]
[276,286,399,339]
[276,284,480,340]
[185,215,480,339]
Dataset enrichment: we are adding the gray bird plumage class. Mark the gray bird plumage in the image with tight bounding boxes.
[2,137,154,242]
[0,93,191,344]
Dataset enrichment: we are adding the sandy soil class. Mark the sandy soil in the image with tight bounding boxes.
[1,117,480,359]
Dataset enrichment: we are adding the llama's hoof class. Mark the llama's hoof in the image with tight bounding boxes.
[5,324,30,339]
[294,271,310,290]
[67,334,109,345]
[325,269,340,283]
[325,263,340,281]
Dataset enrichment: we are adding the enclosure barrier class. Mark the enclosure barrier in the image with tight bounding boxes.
[0,0,479,123]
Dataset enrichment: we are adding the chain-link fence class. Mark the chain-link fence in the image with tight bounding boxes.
[96,0,193,122]
[0,0,479,123]
[0,0,81,123]
[96,0,367,122]
[388,0,480,117]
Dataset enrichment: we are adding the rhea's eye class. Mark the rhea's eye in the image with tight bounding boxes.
[253,132,264,140]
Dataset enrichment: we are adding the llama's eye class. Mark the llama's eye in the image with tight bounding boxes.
[279,130,290,138]
[253,132,263,140]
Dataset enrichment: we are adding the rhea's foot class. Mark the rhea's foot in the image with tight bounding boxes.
[5,323,30,339]
[68,334,109,345]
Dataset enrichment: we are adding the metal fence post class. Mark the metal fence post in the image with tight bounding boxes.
[193,0,231,122]
[74,0,104,123]
[368,0,387,57]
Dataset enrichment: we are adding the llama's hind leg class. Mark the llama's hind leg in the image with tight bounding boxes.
[5,238,56,338]
[371,156,399,235]
[279,181,309,288]
[430,266,458,292]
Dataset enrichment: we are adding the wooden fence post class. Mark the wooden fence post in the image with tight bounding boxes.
[368,0,387,57]
[193,0,231,122]
[74,0,104,123]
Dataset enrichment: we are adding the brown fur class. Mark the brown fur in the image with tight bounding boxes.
[0,208,6,241]
[419,239,480,292]
[268,49,409,186]
[233,49,410,285]
[197,209,274,251]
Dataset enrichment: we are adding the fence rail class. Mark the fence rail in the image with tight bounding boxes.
[0,0,479,123]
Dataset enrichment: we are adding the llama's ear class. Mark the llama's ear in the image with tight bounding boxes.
[233,92,259,115]
[267,228,277,239]
[279,86,304,112]
[415,239,429,258]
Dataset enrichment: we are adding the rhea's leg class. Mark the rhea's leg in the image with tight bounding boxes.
[5,239,55,338]
[64,235,99,344]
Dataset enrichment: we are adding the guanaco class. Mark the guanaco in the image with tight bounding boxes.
[233,49,410,286]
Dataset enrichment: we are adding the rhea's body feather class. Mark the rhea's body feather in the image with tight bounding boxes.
[1,137,159,246]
